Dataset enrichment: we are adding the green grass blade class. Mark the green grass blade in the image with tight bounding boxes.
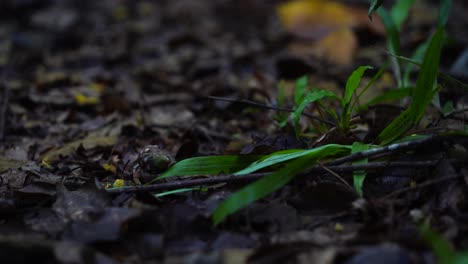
[368,0,384,19]
[357,62,388,100]
[275,81,289,127]
[212,156,314,225]
[292,89,337,136]
[156,155,264,180]
[351,142,370,196]
[420,222,457,264]
[389,52,468,91]
[378,8,402,86]
[234,144,352,175]
[345,66,373,105]
[391,0,415,30]
[403,41,428,87]
[378,27,444,144]
[295,76,308,105]
[410,27,444,121]
[378,108,415,145]
[359,87,412,111]
[438,0,452,27]
[454,253,468,264]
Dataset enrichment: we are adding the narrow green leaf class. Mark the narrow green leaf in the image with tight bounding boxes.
[378,107,415,145]
[344,66,373,105]
[442,101,455,116]
[378,8,402,87]
[403,41,429,87]
[292,89,337,136]
[368,0,384,19]
[156,155,263,181]
[213,156,313,225]
[235,144,352,175]
[420,222,457,264]
[351,142,370,196]
[295,76,308,105]
[275,81,289,127]
[389,52,468,91]
[454,253,468,264]
[278,80,286,107]
[379,27,444,144]
[438,0,452,27]
[410,27,444,122]
[357,62,388,100]
[359,87,412,111]
[390,0,415,30]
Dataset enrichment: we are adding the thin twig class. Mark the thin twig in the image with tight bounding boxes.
[324,136,438,166]
[106,160,439,194]
[379,175,461,200]
[317,162,354,192]
[206,95,335,126]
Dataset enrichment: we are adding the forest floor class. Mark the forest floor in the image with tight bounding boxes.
[1,0,468,263]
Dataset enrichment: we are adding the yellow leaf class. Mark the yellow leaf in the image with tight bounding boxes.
[102,163,117,173]
[112,179,125,188]
[278,0,357,39]
[89,82,106,93]
[278,0,384,66]
[334,223,344,232]
[75,93,99,105]
[314,28,357,66]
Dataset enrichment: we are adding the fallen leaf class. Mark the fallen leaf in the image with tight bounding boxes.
[313,28,357,66]
[0,157,27,172]
[278,0,384,66]
[278,0,357,40]
[41,135,117,164]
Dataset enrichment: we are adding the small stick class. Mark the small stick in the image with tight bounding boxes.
[325,136,438,166]
[379,175,461,200]
[106,160,438,194]
[206,95,335,126]
[317,162,354,192]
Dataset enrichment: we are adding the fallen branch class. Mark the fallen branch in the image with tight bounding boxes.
[325,136,439,166]
[106,160,438,194]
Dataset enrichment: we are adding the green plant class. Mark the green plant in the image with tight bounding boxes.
[107,0,461,225]
[375,0,451,144]
[420,222,468,264]
[210,0,454,223]
[275,66,376,137]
